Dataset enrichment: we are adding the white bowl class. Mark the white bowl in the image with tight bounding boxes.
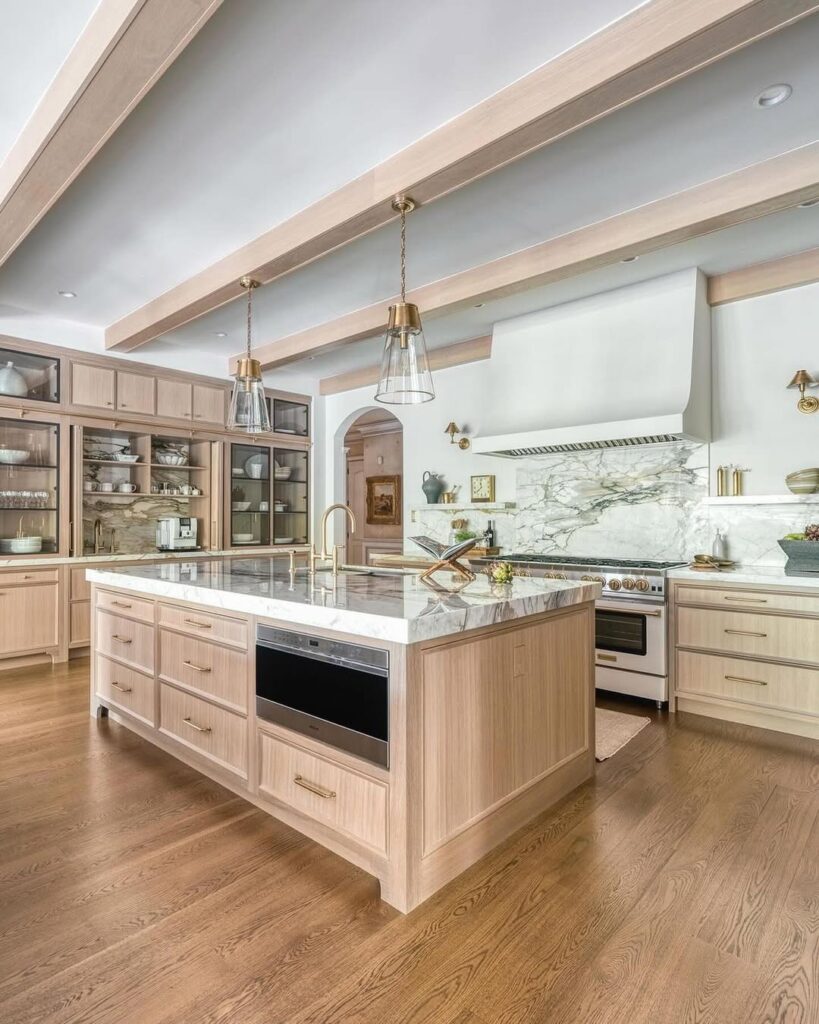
[232,533,254,543]
[0,536,42,553]
[232,502,251,511]
[114,453,140,463]
[274,537,294,544]
[274,467,292,480]
[156,453,187,466]
[0,449,30,465]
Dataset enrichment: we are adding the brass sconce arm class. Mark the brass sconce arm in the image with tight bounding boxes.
[444,421,470,450]
[787,369,819,414]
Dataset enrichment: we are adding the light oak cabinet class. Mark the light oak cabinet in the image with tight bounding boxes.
[96,654,156,726]
[193,384,225,426]
[71,363,115,410]
[156,379,192,421]
[159,683,248,778]
[116,371,155,415]
[0,578,59,656]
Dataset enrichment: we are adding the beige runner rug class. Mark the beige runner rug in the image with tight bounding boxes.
[595,707,651,761]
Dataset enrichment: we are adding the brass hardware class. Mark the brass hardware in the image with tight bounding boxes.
[183,660,211,673]
[183,717,212,734]
[597,653,618,662]
[111,600,131,609]
[724,674,768,686]
[724,629,767,637]
[444,421,470,450]
[391,195,416,215]
[723,596,767,604]
[111,634,132,644]
[310,504,356,576]
[787,369,819,413]
[387,301,422,335]
[184,617,212,629]
[294,774,336,799]
[622,578,636,590]
[289,549,297,574]
[111,681,132,693]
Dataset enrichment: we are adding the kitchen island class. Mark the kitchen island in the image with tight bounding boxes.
[88,558,599,912]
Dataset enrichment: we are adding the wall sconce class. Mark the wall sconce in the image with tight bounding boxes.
[445,421,470,450]
[787,369,819,413]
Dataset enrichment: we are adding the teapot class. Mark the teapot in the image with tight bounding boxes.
[421,471,445,504]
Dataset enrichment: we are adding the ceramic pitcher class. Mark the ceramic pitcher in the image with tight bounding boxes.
[421,471,444,504]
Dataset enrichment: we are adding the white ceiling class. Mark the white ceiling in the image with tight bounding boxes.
[0,0,100,164]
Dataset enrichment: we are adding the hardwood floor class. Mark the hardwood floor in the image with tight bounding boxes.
[0,662,817,1024]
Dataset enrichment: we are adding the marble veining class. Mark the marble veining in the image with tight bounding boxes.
[668,565,819,589]
[87,558,599,644]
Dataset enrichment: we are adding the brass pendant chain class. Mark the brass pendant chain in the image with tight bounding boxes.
[246,283,253,360]
[399,204,407,303]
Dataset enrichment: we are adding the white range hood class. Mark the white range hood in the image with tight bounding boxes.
[473,268,711,458]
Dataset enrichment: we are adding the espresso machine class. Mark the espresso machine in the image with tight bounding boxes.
[156,517,198,551]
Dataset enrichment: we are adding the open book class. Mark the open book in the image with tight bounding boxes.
[409,535,479,562]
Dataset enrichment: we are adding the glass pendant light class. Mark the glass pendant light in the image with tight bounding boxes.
[227,275,271,433]
[375,196,435,404]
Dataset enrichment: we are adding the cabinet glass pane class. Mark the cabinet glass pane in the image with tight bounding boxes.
[0,418,59,554]
[231,444,270,546]
[273,448,308,545]
[271,398,309,437]
[0,348,59,403]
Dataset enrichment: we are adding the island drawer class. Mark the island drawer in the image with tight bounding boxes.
[0,567,59,587]
[675,584,819,617]
[258,731,388,854]
[158,604,248,649]
[159,684,247,778]
[676,650,819,717]
[676,606,819,664]
[159,630,248,712]
[96,589,155,624]
[95,609,155,673]
[96,654,156,725]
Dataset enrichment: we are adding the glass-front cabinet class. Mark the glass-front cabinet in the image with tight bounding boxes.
[0,417,62,555]
[0,347,60,404]
[228,442,309,548]
[265,393,309,438]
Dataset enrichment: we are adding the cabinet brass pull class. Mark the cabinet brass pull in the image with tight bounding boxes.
[184,618,212,629]
[724,629,767,638]
[724,674,768,687]
[112,600,132,609]
[183,660,211,673]
[183,717,211,734]
[723,596,767,604]
[597,653,618,662]
[294,775,336,799]
[111,634,132,644]
[111,681,133,693]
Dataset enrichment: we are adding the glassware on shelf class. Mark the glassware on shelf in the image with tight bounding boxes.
[0,417,60,554]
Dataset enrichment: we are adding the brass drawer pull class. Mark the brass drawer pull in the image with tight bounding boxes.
[294,775,336,800]
[184,617,212,629]
[724,674,768,687]
[597,653,618,662]
[183,717,211,734]
[724,629,767,638]
[111,600,132,609]
[111,681,133,693]
[723,596,767,604]
[111,634,132,644]
[183,660,211,673]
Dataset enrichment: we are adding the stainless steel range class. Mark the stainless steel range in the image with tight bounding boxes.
[491,554,686,708]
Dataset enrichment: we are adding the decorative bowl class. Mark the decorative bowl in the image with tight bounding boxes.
[0,449,30,465]
[274,467,292,480]
[785,468,819,495]
[114,453,140,463]
[779,538,819,575]
[0,536,42,553]
[232,502,251,511]
[232,533,254,543]
[156,452,187,466]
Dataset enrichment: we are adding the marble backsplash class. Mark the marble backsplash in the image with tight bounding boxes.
[83,495,199,555]
[408,442,815,567]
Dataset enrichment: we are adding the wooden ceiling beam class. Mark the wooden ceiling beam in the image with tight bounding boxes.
[708,245,819,305]
[107,0,819,352]
[319,336,492,396]
[244,144,819,370]
[0,0,223,268]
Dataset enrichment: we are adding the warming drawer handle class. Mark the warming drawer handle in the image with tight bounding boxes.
[183,660,211,673]
[294,774,336,800]
[724,629,767,638]
[724,674,768,687]
[597,653,618,662]
[184,617,212,629]
[111,681,133,693]
[111,634,132,644]
[183,717,211,734]
[723,596,767,604]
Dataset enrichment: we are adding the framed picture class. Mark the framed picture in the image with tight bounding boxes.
[366,475,402,525]
[470,474,495,503]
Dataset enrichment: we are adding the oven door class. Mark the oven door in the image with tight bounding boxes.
[595,600,666,677]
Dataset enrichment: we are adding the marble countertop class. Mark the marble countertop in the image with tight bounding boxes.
[87,558,600,644]
[668,565,819,589]
[0,546,309,570]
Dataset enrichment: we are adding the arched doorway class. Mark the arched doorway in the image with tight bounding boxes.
[343,409,403,565]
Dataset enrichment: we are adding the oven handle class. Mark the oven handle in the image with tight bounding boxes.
[596,602,664,617]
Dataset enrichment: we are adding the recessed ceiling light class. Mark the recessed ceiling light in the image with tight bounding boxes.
[754,83,792,108]
[58,290,76,298]
[214,331,227,337]
[621,255,639,263]
[799,198,819,208]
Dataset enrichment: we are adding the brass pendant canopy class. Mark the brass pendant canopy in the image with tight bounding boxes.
[227,277,271,433]
[375,195,435,405]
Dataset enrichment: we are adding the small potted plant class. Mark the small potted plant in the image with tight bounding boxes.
[779,524,819,575]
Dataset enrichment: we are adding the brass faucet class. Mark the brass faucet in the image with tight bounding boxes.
[310,503,356,575]
[93,518,103,555]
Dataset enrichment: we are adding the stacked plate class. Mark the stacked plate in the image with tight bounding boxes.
[0,536,42,553]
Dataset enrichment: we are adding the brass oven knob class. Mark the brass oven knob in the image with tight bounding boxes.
[552,572,567,579]
[608,578,621,590]
[635,578,650,592]
[622,577,636,590]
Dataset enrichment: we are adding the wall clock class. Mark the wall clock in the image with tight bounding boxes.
[470,474,495,503]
